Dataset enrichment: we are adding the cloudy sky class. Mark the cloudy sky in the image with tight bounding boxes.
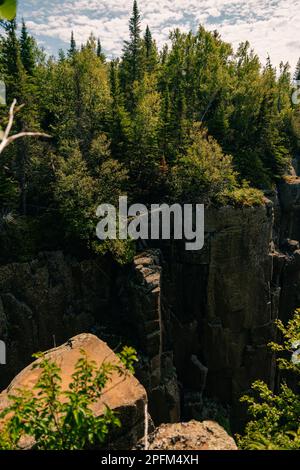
[18,0,300,71]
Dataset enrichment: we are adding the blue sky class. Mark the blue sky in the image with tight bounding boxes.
[18,0,300,71]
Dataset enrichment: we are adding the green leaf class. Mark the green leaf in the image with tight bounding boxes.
[0,0,17,20]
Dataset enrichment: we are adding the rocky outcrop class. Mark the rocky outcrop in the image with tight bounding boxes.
[276,177,300,323]
[138,420,237,450]
[118,250,180,425]
[160,203,278,429]
[278,176,300,242]
[0,333,147,450]
[1,194,300,433]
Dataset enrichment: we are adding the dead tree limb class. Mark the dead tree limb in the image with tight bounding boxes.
[0,99,51,155]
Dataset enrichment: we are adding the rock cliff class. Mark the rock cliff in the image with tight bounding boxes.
[1,191,300,432]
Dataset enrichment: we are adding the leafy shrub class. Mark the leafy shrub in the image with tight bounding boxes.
[224,181,265,207]
[169,124,264,206]
[170,124,238,203]
[0,346,138,450]
[237,310,300,450]
[54,144,134,264]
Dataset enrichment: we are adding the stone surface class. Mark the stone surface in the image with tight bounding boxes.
[138,420,237,450]
[0,251,118,389]
[160,203,278,429]
[119,250,181,425]
[278,177,300,242]
[0,333,147,450]
[2,193,300,434]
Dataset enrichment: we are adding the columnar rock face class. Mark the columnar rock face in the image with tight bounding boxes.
[118,251,180,425]
[0,334,147,450]
[278,176,300,242]
[1,197,300,432]
[160,203,278,429]
[0,252,118,389]
[277,177,300,322]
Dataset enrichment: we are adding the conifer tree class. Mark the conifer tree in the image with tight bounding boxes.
[96,38,105,62]
[143,25,158,73]
[295,57,300,81]
[58,49,66,62]
[1,19,24,100]
[20,19,35,74]
[127,0,142,82]
[120,0,144,109]
[68,31,76,57]
[109,59,132,161]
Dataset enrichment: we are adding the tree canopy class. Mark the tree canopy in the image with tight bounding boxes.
[0,1,300,263]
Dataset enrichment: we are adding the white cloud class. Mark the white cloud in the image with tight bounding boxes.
[18,0,300,70]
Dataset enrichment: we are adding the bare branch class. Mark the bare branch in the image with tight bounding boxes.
[0,100,51,155]
[3,99,17,142]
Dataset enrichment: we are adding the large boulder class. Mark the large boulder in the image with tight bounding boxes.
[0,333,147,449]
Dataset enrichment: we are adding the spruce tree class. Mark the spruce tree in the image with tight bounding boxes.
[144,25,152,60]
[68,31,76,57]
[120,0,144,109]
[109,60,131,161]
[58,48,66,62]
[143,25,158,73]
[127,0,142,82]
[295,57,300,81]
[20,19,35,74]
[1,19,24,100]
[96,38,105,61]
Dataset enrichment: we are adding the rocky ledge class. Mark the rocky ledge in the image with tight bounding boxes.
[137,420,237,450]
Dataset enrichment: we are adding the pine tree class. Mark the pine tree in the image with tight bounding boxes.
[68,31,76,57]
[119,0,144,109]
[109,60,132,161]
[1,19,25,100]
[96,38,105,62]
[58,49,66,62]
[160,84,172,161]
[143,25,158,73]
[86,33,96,53]
[144,25,152,60]
[127,0,142,82]
[295,57,300,81]
[20,19,35,74]
[1,20,41,215]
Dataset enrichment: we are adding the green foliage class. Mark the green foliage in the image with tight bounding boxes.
[20,20,36,74]
[1,3,299,263]
[117,345,138,374]
[0,346,138,450]
[68,31,76,58]
[170,124,236,202]
[237,310,300,450]
[224,181,265,207]
[120,0,144,108]
[53,142,133,263]
[54,147,98,242]
[169,123,263,206]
